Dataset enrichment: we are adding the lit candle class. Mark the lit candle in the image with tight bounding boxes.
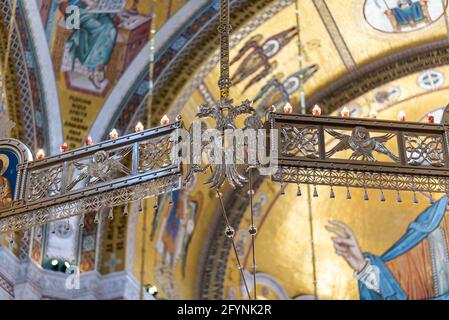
[85,136,93,146]
[135,122,144,132]
[427,114,435,124]
[36,149,45,160]
[60,142,69,153]
[369,109,378,119]
[312,104,321,116]
[283,102,293,114]
[160,115,170,126]
[341,106,350,118]
[109,129,119,140]
[398,111,406,122]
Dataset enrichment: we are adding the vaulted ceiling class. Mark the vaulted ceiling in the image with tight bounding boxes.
[2,0,449,300]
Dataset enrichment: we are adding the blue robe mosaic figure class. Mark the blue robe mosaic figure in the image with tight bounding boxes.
[61,0,120,89]
[387,0,430,29]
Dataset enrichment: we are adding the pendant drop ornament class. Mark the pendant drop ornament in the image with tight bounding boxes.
[79,213,85,227]
[380,190,385,202]
[346,187,351,200]
[296,184,302,197]
[329,187,335,199]
[280,182,286,195]
[94,211,100,224]
[313,185,318,198]
[108,207,114,221]
[396,191,402,203]
[364,189,369,201]
[413,192,418,204]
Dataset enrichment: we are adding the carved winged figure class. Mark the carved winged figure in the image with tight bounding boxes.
[326,126,399,162]
[67,148,132,191]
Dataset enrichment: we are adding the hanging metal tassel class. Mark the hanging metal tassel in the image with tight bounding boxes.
[79,213,85,227]
[65,220,70,232]
[22,231,28,242]
[108,207,114,220]
[396,190,402,203]
[94,211,100,224]
[168,192,174,206]
[364,189,369,201]
[329,186,335,199]
[380,190,386,202]
[123,204,129,216]
[430,193,434,205]
[280,182,286,195]
[296,184,302,197]
[153,198,158,209]
[8,233,14,245]
[139,199,144,212]
[346,187,351,200]
[413,192,418,204]
[313,185,318,197]
[51,223,56,234]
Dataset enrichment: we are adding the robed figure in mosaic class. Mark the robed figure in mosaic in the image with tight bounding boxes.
[0,157,12,208]
[60,0,119,88]
[328,196,449,300]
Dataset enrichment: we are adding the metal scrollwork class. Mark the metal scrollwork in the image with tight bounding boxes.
[139,136,173,172]
[404,134,444,167]
[0,122,182,232]
[281,125,319,158]
[26,166,63,201]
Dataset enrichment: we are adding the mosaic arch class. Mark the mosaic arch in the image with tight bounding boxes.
[0,0,62,153]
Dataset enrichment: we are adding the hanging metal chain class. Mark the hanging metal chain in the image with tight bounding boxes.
[216,189,252,300]
[140,0,156,301]
[294,1,318,299]
[294,0,305,114]
[146,0,157,128]
[218,0,231,99]
[248,168,257,299]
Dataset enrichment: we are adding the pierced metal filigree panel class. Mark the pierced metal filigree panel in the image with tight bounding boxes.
[139,136,173,173]
[0,122,182,232]
[270,112,449,193]
[404,134,445,167]
[274,166,449,194]
[0,171,180,232]
[280,125,319,158]
[26,166,63,201]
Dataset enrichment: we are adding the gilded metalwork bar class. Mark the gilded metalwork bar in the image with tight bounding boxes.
[270,110,449,193]
[0,122,182,232]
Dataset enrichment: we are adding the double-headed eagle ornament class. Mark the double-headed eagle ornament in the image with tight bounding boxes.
[185,98,256,189]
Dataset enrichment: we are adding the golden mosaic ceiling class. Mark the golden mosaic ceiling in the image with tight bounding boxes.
[2,0,447,301]
[147,0,449,300]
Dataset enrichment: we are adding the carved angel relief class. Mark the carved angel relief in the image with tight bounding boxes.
[326,127,399,162]
[67,148,132,191]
